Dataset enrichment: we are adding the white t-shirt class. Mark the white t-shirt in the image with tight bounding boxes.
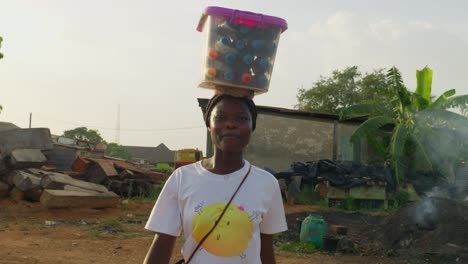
[145,160,288,264]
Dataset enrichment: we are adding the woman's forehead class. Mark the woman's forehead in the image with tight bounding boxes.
[212,98,250,112]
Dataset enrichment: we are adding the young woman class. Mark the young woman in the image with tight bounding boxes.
[144,94,287,264]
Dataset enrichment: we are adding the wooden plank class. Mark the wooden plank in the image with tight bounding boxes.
[40,173,108,193]
[40,189,119,209]
[11,170,41,191]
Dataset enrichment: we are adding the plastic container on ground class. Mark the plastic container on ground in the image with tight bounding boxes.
[299,214,327,249]
[197,6,287,95]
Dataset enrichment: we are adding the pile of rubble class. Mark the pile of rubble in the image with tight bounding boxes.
[0,122,166,209]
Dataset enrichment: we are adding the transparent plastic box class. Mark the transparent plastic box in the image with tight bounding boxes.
[197,6,287,95]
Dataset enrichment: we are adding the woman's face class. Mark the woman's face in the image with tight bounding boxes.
[209,97,253,153]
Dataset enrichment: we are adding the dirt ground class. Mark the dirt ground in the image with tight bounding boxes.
[0,199,426,264]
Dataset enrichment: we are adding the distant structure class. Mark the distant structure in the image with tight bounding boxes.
[124,143,175,167]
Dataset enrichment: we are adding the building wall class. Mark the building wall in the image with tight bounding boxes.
[244,113,375,171]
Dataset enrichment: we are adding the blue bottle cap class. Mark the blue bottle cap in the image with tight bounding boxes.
[225,53,237,64]
[243,54,254,65]
[224,71,235,81]
[256,75,268,87]
[235,39,245,50]
[258,57,269,69]
[220,36,231,46]
[251,40,263,50]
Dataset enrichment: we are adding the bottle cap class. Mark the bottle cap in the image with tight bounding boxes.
[206,68,217,77]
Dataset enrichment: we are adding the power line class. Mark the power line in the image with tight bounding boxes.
[33,114,205,132]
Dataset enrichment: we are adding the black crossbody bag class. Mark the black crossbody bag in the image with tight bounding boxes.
[175,164,252,264]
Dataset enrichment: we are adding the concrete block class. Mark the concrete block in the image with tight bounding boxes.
[11,170,42,191]
[40,189,119,209]
[0,128,53,156]
[40,172,108,193]
[8,149,47,169]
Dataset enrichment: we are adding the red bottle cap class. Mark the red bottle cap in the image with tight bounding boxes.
[241,73,252,83]
[208,49,218,59]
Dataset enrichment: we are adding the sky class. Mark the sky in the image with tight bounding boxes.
[1,0,468,153]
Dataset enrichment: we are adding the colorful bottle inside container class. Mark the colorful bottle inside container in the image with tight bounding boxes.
[252,57,269,74]
[208,49,219,60]
[234,39,246,50]
[223,70,235,81]
[206,68,217,78]
[242,54,254,65]
[254,74,268,87]
[241,73,252,83]
[214,36,235,54]
[224,53,237,65]
[197,6,288,94]
[250,40,263,50]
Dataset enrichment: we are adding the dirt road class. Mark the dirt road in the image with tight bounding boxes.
[0,199,407,264]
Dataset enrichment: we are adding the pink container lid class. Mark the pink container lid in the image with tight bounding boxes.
[197,6,288,33]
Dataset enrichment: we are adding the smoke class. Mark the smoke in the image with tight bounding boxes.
[412,197,438,230]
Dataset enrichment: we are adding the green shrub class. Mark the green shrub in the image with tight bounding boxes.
[278,242,317,254]
[392,190,410,208]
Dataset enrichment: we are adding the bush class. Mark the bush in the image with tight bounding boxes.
[392,190,410,208]
[278,242,317,254]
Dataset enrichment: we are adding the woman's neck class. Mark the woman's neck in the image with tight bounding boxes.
[203,149,244,174]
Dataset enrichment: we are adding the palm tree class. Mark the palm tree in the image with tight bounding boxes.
[341,66,468,186]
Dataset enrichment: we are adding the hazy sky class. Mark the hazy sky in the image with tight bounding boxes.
[1,0,467,152]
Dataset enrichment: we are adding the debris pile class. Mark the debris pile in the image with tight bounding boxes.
[380,197,468,263]
[0,122,166,209]
[71,157,166,197]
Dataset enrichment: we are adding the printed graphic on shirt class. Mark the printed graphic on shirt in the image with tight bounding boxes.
[192,202,254,257]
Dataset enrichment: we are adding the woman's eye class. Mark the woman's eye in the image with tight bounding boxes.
[237,116,250,122]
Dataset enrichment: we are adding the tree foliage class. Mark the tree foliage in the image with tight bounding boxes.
[341,66,468,186]
[296,66,394,113]
[0,36,3,59]
[62,127,105,143]
[107,143,132,160]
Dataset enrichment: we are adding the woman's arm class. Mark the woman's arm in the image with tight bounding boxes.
[144,232,177,264]
[260,233,276,264]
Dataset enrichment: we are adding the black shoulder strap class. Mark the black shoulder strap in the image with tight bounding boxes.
[185,164,252,264]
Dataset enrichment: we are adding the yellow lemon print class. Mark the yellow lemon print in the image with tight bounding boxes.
[192,203,254,257]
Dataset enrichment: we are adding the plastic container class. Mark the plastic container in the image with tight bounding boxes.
[197,6,287,95]
[299,214,327,249]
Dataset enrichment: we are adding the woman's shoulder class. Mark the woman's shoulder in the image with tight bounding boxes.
[171,161,201,176]
[250,164,278,184]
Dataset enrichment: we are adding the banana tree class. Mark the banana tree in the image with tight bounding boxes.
[341,66,468,186]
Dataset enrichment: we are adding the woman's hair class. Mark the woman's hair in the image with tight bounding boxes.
[203,94,258,131]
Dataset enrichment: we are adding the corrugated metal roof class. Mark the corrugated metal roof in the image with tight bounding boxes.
[197,98,367,122]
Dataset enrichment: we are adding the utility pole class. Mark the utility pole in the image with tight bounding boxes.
[29,112,32,128]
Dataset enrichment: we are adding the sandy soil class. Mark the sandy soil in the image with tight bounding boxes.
[0,199,410,264]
